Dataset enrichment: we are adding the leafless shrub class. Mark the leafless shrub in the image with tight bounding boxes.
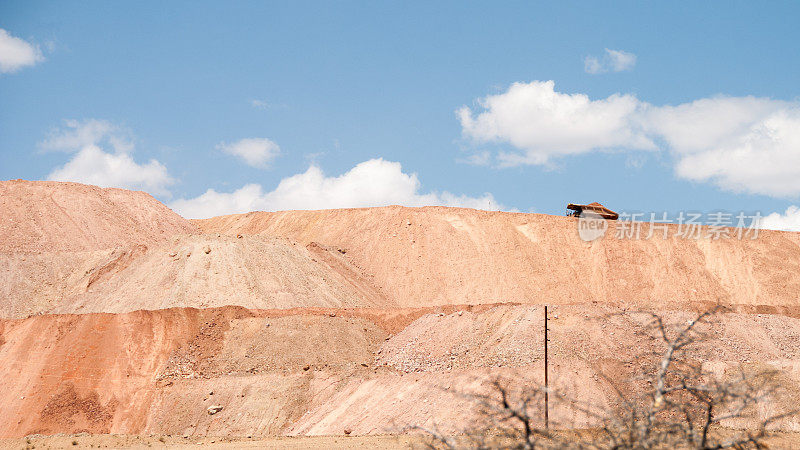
[414,307,796,449]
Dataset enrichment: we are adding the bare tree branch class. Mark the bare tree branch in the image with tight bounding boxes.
[410,306,796,449]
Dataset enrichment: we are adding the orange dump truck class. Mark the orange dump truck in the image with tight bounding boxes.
[566,202,619,220]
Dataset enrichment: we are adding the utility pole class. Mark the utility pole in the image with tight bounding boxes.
[544,305,549,429]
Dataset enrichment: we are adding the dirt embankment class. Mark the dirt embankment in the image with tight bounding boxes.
[2,304,799,438]
[195,206,800,309]
[1,235,394,318]
[5,187,800,317]
[0,180,195,253]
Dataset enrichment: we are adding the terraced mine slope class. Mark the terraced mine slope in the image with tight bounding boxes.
[3,305,800,437]
[1,180,800,441]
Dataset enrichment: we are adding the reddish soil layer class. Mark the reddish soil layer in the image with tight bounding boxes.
[2,305,800,438]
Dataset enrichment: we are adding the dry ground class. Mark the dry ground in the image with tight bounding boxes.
[4,431,800,450]
[0,434,421,449]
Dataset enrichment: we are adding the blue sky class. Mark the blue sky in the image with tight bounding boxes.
[1,1,800,227]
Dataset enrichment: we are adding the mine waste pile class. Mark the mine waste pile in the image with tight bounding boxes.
[1,179,800,440]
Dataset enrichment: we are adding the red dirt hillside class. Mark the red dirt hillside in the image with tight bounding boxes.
[2,305,799,438]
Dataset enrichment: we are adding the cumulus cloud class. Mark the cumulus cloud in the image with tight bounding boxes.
[458,80,654,166]
[0,28,44,73]
[170,158,505,219]
[760,206,800,232]
[48,146,174,196]
[459,81,800,197]
[584,48,636,74]
[671,107,800,196]
[40,119,133,153]
[43,119,174,196]
[218,138,280,168]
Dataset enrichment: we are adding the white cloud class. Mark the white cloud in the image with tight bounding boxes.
[218,138,280,168]
[459,81,800,197]
[43,119,174,196]
[642,97,788,154]
[40,119,133,153]
[606,49,637,72]
[671,107,800,196]
[583,57,604,75]
[458,80,654,166]
[48,146,174,196]
[584,48,636,74]
[0,28,44,73]
[761,206,800,232]
[250,99,269,109]
[170,158,506,219]
[458,150,491,166]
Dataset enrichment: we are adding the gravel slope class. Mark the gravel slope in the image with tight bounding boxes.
[0,180,195,252]
[196,206,800,309]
